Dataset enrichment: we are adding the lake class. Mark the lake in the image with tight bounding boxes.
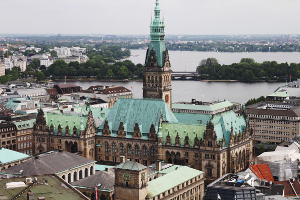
[129,49,300,71]
[63,80,283,104]
[61,50,300,104]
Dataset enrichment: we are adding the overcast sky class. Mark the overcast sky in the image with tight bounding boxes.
[1,0,299,35]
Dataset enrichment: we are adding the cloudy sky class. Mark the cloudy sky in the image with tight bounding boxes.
[1,0,299,35]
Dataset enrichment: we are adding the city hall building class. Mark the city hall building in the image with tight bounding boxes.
[32,0,254,183]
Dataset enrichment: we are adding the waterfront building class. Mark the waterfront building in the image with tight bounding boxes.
[71,85,133,108]
[54,83,81,94]
[0,148,30,171]
[246,102,300,144]
[143,0,172,108]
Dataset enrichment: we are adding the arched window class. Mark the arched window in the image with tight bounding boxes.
[127,144,132,155]
[112,142,117,153]
[90,166,94,175]
[68,173,71,183]
[73,171,77,181]
[79,170,83,179]
[150,146,155,156]
[85,168,89,177]
[119,143,125,155]
[134,145,140,156]
[105,142,109,153]
[142,145,148,156]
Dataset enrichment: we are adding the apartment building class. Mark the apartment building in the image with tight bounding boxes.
[246,102,300,144]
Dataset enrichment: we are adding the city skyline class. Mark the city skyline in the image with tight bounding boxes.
[1,0,300,35]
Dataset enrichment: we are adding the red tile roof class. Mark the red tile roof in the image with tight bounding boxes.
[250,164,274,182]
[275,179,300,197]
[100,86,131,94]
[55,84,80,89]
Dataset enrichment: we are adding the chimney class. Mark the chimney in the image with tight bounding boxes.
[27,191,34,200]
[156,160,162,171]
[120,156,126,163]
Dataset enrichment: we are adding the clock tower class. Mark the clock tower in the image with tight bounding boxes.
[143,0,172,108]
[114,159,148,200]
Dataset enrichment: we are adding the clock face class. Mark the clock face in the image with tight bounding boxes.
[123,172,131,181]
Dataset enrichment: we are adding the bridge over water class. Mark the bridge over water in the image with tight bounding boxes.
[171,71,200,80]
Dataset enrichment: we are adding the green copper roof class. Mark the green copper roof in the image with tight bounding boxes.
[172,101,233,112]
[5,98,30,112]
[211,110,246,145]
[174,112,212,125]
[45,112,87,136]
[102,98,178,134]
[160,123,205,146]
[160,110,246,147]
[71,105,109,127]
[115,160,147,171]
[45,105,107,136]
[268,89,288,98]
[13,119,36,131]
[147,166,203,198]
[147,0,167,67]
[95,164,114,171]
[0,148,30,164]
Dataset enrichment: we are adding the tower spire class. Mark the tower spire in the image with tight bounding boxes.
[154,0,160,19]
[143,0,172,108]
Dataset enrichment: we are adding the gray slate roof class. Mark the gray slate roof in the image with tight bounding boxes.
[72,170,115,191]
[115,160,147,171]
[3,151,95,176]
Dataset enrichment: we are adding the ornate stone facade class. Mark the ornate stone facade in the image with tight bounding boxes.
[33,109,95,160]
[96,120,253,184]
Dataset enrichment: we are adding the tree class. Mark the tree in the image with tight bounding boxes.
[240,58,255,64]
[50,50,58,58]
[35,71,46,81]
[29,59,40,70]
[118,66,129,79]
[199,58,219,67]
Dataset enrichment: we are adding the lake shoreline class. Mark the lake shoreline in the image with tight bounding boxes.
[52,77,286,83]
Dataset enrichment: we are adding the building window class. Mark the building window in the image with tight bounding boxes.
[105,142,109,153]
[208,141,212,147]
